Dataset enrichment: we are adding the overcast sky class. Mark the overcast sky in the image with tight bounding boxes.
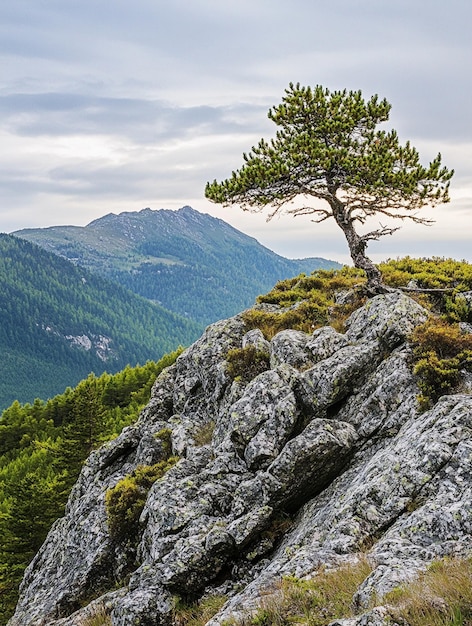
[1,0,471,264]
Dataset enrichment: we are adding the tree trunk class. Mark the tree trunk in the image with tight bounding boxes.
[331,200,384,295]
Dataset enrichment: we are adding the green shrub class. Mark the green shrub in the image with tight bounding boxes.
[105,456,179,541]
[241,260,472,342]
[247,260,472,342]
[410,317,472,409]
[226,346,270,383]
[242,267,367,339]
[239,260,472,408]
[445,294,472,323]
[243,301,331,338]
[379,257,472,293]
[154,427,173,457]
[411,318,472,358]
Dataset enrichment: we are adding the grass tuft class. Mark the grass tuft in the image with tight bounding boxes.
[78,604,112,626]
[226,557,472,626]
[173,594,227,626]
[385,558,472,626]
[193,420,216,446]
[227,557,372,625]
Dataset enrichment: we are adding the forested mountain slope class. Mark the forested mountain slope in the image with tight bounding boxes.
[0,234,200,410]
[0,350,182,624]
[13,206,340,325]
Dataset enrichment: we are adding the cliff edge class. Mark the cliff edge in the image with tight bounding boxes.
[8,291,472,626]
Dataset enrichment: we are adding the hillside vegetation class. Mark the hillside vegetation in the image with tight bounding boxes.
[0,234,200,409]
[245,257,472,335]
[0,349,182,624]
[247,257,472,409]
[13,206,340,326]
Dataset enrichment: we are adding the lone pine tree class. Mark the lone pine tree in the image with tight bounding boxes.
[205,83,453,293]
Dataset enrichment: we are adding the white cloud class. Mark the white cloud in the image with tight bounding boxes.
[0,0,471,264]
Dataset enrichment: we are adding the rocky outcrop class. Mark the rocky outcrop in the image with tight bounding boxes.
[8,292,472,626]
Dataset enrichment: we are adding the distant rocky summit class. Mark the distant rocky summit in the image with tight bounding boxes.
[13,206,340,327]
[8,291,472,626]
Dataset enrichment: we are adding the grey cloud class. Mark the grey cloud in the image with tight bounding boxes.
[2,0,465,84]
[0,93,268,143]
[2,1,470,147]
[0,134,238,205]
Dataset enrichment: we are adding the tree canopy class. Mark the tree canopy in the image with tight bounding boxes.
[205,83,454,292]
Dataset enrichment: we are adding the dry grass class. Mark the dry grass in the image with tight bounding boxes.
[228,557,372,626]
[173,594,227,626]
[193,420,216,446]
[242,267,366,340]
[78,604,112,626]
[226,557,472,626]
[386,558,472,626]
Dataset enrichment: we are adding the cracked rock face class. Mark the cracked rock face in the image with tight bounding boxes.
[8,293,472,626]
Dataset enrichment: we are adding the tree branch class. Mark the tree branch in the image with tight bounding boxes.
[360,224,401,243]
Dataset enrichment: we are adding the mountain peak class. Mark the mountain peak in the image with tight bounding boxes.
[14,208,340,326]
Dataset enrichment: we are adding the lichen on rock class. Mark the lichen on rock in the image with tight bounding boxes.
[7,293,472,626]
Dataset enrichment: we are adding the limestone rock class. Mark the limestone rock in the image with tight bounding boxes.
[241,328,270,354]
[306,325,350,362]
[345,291,428,348]
[8,293,472,626]
[269,328,314,369]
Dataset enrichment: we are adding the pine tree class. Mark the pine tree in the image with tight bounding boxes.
[205,83,454,294]
[0,472,64,623]
[54,374,106,491]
